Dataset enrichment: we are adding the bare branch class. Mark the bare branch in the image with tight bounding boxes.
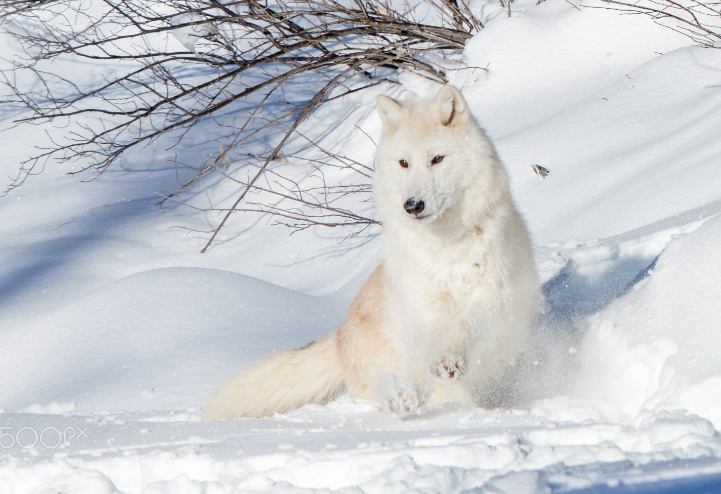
[590,0,721,46]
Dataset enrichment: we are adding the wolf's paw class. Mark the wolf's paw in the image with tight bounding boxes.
[375,374,424,414]
[431,354,467,381]
[385,388,423,414]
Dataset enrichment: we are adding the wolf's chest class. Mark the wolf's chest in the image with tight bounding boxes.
[427,259,498,311]
[390,226,506,317]
[397,245,502,319]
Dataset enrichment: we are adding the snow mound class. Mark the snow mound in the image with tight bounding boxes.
[547,213,721,427]
[0,267,343,413]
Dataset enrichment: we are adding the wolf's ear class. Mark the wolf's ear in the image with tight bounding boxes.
[435,85,469,126]
[377,95,404,134]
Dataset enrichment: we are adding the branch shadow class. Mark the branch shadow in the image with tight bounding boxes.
[0,195,171,316]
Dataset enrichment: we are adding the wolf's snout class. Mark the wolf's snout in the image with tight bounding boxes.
[404,198,425,215]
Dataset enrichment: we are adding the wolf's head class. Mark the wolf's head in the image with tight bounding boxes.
[373,85,507,239]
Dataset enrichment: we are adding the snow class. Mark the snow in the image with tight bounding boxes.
[2,0,721,492]
[0,267,344,413]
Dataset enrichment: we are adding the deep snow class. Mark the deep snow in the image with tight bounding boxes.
[1,0,721,492]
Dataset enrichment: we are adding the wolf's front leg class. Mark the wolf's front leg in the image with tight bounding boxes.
[430,353,467,381]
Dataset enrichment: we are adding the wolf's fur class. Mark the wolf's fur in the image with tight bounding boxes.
[202,85,539,419]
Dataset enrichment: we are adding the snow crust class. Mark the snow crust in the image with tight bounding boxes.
[1,0,721,492]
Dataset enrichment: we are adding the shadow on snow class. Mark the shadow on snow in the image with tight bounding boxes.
[488,250,661,409]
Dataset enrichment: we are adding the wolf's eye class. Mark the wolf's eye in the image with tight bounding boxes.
[399,159,409,168]
[431,155,444,165]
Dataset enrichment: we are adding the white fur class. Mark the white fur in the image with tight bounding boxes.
[202,85,539,419]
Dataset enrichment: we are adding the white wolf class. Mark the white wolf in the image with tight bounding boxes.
[203,85,539,419]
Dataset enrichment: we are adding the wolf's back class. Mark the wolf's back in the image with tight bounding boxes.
[202,334,345,419]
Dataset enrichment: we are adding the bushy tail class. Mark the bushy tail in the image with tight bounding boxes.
[202,334,345,419]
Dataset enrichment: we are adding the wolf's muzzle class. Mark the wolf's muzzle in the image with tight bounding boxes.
[404,197,425,216]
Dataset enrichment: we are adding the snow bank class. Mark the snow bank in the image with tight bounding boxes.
[550,214,721,428]
[500,43,721,244]
[0,268,343,413]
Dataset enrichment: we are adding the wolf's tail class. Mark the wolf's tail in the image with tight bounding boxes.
[202,334,345,419]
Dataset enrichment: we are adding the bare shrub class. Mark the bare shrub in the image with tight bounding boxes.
[1,0,480,250]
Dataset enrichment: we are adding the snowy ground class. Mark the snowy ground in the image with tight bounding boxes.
[1,0,721,492]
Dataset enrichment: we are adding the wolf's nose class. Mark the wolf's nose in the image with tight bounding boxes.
[404,198,425,215]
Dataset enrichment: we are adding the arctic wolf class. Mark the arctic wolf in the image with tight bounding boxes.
[203,85,539,419]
